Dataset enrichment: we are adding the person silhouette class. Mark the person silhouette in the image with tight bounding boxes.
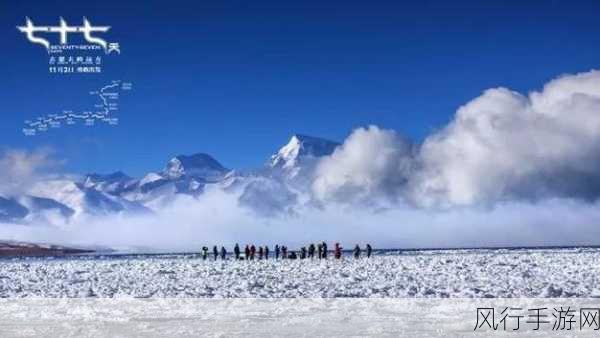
[202,246,208,260]
[234,243,241,260]
[335,243,342,259]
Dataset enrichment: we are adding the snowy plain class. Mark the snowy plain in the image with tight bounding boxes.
[0,248,598,298]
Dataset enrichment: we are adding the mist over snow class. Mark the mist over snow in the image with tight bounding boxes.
[2,70,600,251]
[2,192,600,251]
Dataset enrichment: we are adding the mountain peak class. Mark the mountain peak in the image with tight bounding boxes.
[291,133,326,142]
[83,171,136,195]
[164,153,229,180]
[86,171,131,182]
[269,134,339,171]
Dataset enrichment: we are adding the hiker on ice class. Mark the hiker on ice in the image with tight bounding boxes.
[258,246,264,260]
[334,243,342,259]
[275,245,280,259]
[250,244,256,260]
[366,244,372,258]
[317,243,322,259]
[300,247,307,259]
[281,245,288,259]
[202,246,208,260]
[322,242,328,259]
[221,246,227,260]
[213,246,219,261]
[264,245,270,259]
[308,243,315,259]
[353,244,361,259]
[234,243,241,260]
[244,245,250,260]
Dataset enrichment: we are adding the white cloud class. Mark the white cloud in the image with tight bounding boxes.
[313,70,600,208]
[414,70,600,207]
[3,193,600,250]
[312,125,414,205]
[0,148,59,196]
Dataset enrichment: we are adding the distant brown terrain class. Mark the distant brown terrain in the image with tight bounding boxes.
[0,242,94,257]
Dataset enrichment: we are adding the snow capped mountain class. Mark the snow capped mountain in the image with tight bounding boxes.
[269,134,339,179]
[130,153,231,206]
[139,172,163,186]
[17,196,75,219]
[146,153,231,198]
[0,195,75,223]
[84,171,137,195]
[29,179,148,217]
[0,134,338,224]
[164,153,229,181]
[235,134,340,215]
[83,153,232,210]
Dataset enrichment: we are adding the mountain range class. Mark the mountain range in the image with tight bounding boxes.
[0,134,340,223]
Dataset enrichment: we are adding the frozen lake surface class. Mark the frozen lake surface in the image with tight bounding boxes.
[1,248,599,298]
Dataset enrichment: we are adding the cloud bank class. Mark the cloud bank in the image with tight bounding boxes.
[0,148,59,196]
[312,126,414,206]
[2,191,600,251]
[314,70,600,208]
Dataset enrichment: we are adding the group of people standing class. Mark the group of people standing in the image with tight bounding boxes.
[200,243,373,261]
[333,243,373,259]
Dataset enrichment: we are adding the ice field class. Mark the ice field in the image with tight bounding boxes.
[1,248,599,298]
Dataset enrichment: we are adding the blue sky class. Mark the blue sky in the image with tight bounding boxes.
[1,0,599,176]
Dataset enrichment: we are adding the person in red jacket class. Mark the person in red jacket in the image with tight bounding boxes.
[334,243,342,259]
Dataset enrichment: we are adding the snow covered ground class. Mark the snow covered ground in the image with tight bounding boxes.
[1,248,599,298]
[3,298,595,337]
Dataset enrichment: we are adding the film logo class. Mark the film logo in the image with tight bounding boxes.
[17,17,120,74]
